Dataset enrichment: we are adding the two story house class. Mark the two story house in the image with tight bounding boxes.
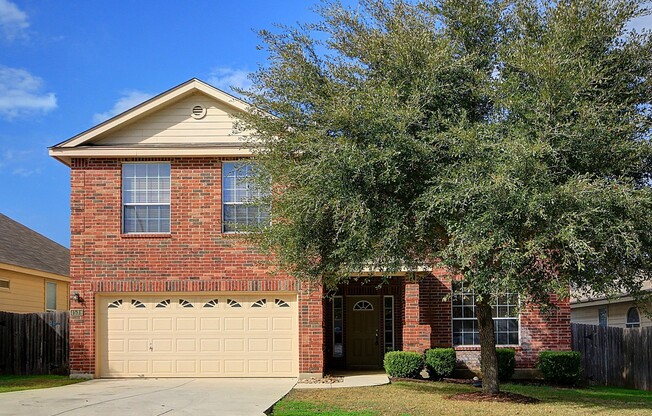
[50,79,571,379]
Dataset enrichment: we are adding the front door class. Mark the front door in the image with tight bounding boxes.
[345,296,380,368]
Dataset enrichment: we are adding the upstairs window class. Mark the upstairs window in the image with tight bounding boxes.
[222,161,269,232]
[452,281,520,346]
[122,163,170,234]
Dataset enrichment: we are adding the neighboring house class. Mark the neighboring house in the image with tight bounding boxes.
[0,213,70,313]
[571,282,652,328]
[49,79,571,379]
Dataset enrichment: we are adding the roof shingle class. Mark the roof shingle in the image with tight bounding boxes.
[0,213,69,276]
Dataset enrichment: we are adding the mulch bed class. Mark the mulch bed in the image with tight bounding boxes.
[298,375,344,384]
[448,391,540,404]
[390,377,473,384]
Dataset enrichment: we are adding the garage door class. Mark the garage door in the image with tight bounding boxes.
[98,293,298,377]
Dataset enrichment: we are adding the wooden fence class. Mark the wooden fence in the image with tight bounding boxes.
[572,323,652,391]
[0,311,69,375]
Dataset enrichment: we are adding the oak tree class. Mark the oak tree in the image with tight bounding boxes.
[237,0,652,393]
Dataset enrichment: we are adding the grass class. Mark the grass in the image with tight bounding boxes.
[272,381,652,415]
[0,375,85,393]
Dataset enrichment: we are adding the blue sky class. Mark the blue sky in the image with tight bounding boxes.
[0,0,651,248]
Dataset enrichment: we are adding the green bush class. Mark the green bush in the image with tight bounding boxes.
[424,348,456,379]
[537,351,582,385]
[496,348,516,381]
[383,351,423,378]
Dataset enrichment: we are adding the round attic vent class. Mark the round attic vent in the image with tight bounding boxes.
[191,105,207,119]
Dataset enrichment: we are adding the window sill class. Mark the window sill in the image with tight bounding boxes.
[221,231,249,237]
[122,233,172,239]
[454,345,522,350]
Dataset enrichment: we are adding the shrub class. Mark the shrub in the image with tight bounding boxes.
[496,348,516,381]
[425,348,456,379]
[383,351,423,378]
[537,351,582,385]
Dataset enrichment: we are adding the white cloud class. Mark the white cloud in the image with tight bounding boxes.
[92,90,153,124]
[0,66,57,119]
[0,0,28,41]
[207,67,252,94]
[0,148,42,177]
[12,166,41,176]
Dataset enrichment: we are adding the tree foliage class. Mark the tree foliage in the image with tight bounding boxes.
[236,0,652,392]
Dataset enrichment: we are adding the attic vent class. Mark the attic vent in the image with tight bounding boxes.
[191,105,207,119]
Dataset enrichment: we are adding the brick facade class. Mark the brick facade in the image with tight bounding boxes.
[68,156,570,378]
[68,157,323,377]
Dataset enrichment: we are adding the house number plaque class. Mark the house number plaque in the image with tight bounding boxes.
[70,309,84,317]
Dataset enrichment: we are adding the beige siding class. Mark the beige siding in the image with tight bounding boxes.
[571,301,652,328]
[0,269,69,313]
[95,95,246,146]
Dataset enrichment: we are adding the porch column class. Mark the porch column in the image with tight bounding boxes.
[403,282,430,352]
[298,281,324,379]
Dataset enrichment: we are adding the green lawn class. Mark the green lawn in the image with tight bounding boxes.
[272,381,652,415]
[0,375,85,393]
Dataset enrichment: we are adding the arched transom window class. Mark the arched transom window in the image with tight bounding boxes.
[626,307,640,328]
[353,300,374,311]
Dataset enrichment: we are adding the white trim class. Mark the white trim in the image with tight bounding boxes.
[52,79,251,149]
[45,281,57,311]
[626,307,641,328]
[332,296,343,358]
[352,300,374,311]
[383,295,395,353]
[121,162,171,234]
[598,306,609,327]
[450,282,521,347]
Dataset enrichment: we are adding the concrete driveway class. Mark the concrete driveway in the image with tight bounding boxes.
[0,378,297,416]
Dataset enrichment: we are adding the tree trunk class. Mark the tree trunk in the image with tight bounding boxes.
[476,295,500,394]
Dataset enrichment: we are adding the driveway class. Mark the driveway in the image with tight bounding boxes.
[0,378,296,416]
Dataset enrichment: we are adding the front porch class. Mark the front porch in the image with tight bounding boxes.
[322,275,452,371]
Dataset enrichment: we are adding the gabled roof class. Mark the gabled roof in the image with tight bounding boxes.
[49,78,253,165]
[0,213,69,277]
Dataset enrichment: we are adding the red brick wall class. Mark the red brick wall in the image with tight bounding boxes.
[68,157,323,376]
[402,273,571,370]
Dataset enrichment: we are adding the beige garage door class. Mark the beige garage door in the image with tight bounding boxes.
[98,293,298,377]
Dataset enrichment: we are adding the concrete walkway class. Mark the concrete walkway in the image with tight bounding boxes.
[0,378,296,416]
[295,371,389,389]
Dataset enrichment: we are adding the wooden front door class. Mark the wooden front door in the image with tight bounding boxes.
[345,296,380,368]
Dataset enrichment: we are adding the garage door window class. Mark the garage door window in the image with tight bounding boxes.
[101,295,297,377]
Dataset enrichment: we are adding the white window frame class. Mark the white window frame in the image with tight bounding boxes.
[221,161,269,233]
[383,295,395,354]
[332,296,344,358]
[0,278,9,291]
[626,307,640,329]
[122,162,171,234]
[45,282,57,311]
[451,281,521,347]
[598,307,608,327]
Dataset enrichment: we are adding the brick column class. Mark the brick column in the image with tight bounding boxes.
[402,282,430,353]
[298,281,324,379]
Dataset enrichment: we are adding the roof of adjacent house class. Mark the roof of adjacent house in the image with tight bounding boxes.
[571,280,652,307]
[0,213,69,277]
